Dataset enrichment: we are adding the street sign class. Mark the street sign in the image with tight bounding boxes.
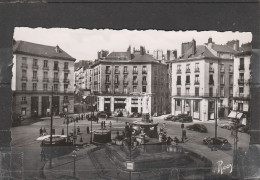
[126,161,134,170]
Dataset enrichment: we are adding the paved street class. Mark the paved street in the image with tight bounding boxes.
[10,114,250,179]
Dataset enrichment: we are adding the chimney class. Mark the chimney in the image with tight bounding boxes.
[181,41,193,55]
[226,40,239,51]
[55,45,60,53]
[208,37,213,44]
[192,39,196,55]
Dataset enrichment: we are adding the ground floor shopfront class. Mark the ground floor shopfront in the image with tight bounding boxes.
[171,97,231,122]
[231,98,250,126]
[12,91,74,118]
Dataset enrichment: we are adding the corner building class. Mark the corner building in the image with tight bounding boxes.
[171,38,237,121]
[91,53,170,115]
[12,41,76,118]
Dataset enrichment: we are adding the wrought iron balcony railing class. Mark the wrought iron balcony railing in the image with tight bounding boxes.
[43,66,49,70]
[21,64,28,69]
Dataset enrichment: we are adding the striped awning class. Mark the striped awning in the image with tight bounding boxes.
[228,111,243,119]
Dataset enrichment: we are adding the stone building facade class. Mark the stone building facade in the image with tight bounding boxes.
[12,41,76,118]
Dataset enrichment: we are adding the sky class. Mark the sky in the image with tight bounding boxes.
[14,28,252,62]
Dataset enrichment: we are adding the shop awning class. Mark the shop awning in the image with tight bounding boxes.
[228,111,243,119]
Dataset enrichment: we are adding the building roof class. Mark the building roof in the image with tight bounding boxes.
[211,44,237,54]
[180,45,216,59]
[131,54,157,62]
[105,51,131,60]
[13,40,76,61]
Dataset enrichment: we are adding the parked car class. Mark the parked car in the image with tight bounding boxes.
[97,111,111,118]
[203,137,232,150]
[114,111,123,117]
[127,112,142,118]
[41,136,68,146]
[186,124,208,133]
[164,115,174,121]
[219,123,229,129]
[174,114,193,123]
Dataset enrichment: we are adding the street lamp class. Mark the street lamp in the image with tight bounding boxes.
[72,150,77,178]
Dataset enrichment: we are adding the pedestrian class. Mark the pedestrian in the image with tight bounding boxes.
[86,126,90,134]
[104,120,106,128]
[43,127,46,135]
[97,117,99,124]
[77,126,80,133]
[40,127,43,136]
[41,149,46,161]
[110,121,112,127]
[101,121,103,129]
[105,114,108,121]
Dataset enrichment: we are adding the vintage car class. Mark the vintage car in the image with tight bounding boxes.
[164,115,174,121]
[127,112,142,118]
[97,111,112,118]
[186,124,208,133]
[172,114,193,123]
[41,135,68,147]
[203,137,232,150]
[114,110,123,117]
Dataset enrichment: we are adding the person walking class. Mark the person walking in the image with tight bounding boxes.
[43,127,46,135]
[97,117,99,124]
[40,127,43,136]
[105,114,108,121]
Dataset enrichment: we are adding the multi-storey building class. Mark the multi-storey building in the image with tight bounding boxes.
[171,38,237,121]
[231,43,252,125]
[12,40,76,118]
[91,52,170,115]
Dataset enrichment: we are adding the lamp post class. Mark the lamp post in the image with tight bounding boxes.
[49,86,54,169]
[90,94,95,144]
[72,150,77,178]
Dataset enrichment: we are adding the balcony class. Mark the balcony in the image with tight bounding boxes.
[21,101,27,104]
[233,93,250,100]
[133,71,138,74]
[239,65,245,71]
[177,70,182,74]
[194,68,200,73]
[21,64,28,69]
[53,78,59,83]
[32,77,38,82]
[123,70,128,74]
[114,81,120,85]
[63,79,70,84]
[21,77,28,81]
[105,81,111,84]
[142,71,147,74]
[186,69,191,73]
[43,66,49,70]
[105,70,111,74]
[63,68,70,73]
[185,81,190,85]
[115,70,120,74]
[123,81,128,85]
[133,81,138,85]
[209,81,214,85]
[142,81,147,85]
[238,79,244,85]
[43,78,49,82]
[194,81,200,85]
[220,68,225,73]
[220,81,225,86]
[32,65,39,69]
[209,68,214,73]
[53,67,59,71]
[176,81,181,85]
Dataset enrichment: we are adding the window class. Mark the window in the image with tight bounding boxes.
[44,71,48,78]
[33,83,37,91]
[22,96,26,102]
[186,75,190,84]
[240,58,245,70]
[43,84,48,91]
[105,85,110,92]
[229,65,233,72]
[33,71,37,79]
[133,76,137,83]
[131,98,138,104]
[64,62,68,69]
[209,101,215,110]
[220,74,225,84]
[186,64,190,72]
[114,85,119,93]
[22,83,26,90]
[21,107,26,116]
[123,86,128,94]
[142,66,147,73]
[229,87,233,96]
[220,87,224,97]
[177,65,181,71]
[195,87,199,96]
[44,60,48,68]
[186,88,190,95]
[106,75,110,82]
[177,76,181,85]
[195,75,199,84]
[54,72,58,79]
[115,75,119,83]
[239,87,244,95]
[124,75,127,81]
[64,73,68,80]
[209,74,214,85]
[142,86,146,93]
[22,57,27,65]
[123,66,127,72]
[133,86,137,92]
[115,66,119,73]
[54,61,59,70]
[194,101,199,112]
[33,59,38,66]
[142,76,147,82]
[177,87,181,96]
[209,87,213,97]
[221,64,225,72]
[22,70,27,77]
[176,99,181,111]
[195,63,199,71]
[239,73,244,80]
[106,66,110,73]
[209,63,214,71]
[133,66,138,73]
[229,75,233,85]
[64,84,68,92]
[54,84,58,92]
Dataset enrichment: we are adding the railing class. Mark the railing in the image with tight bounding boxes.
[43,66,49,70]
[114,81,120,85]
[32,77,38,82]
[21,77,28,81]
[32,65,39,69]
[194,68,200,73]
[185,81,190,85]
[63,68,70,73]
[114,70,120,74]
[123,70,128,74]
[172,93,219,98]
[133,71,138,74]
[142,71,147,74]
[186,69,191,73]
[53,78,59,83]
[220,68,225,73]
[233,93,250,98]
[21,101,27,104]
[176,81,181,85]
[43,78,49,82]
[133,81,138,85]
[238,79,244,85]
[194,81,200,85]
[177,70,182,74]
[21,64,28,69]
[142,81,147,85]
[105,81,111,84]
[14,90,74,95]
[53,67,59,71]
[239,65,245,70]
[63,79,70,83]
[209,81,214,85]
[123,81,128,85]
[209,68,214,73]
[105,70,111,74]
